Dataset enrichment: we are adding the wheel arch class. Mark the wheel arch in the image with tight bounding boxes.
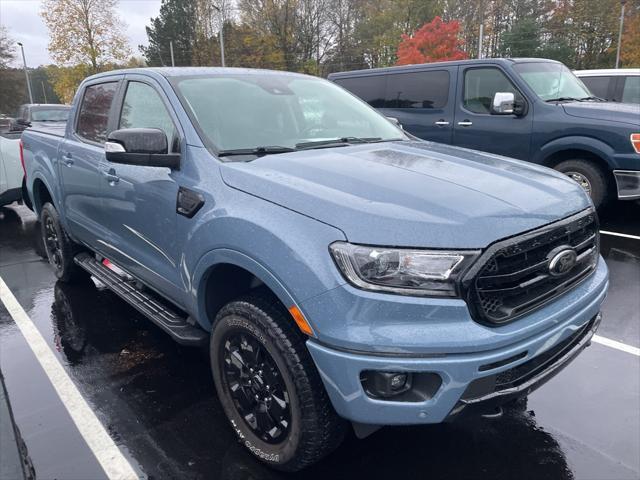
[536,136,615,172]
[31,175,55,215]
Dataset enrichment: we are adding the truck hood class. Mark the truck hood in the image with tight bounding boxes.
[562,102,640,127]
[220,141,591,248]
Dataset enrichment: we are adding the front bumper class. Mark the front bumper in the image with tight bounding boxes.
[306,261,608,426]
[613,170,640,200]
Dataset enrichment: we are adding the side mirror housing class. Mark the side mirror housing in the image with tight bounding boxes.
[105,128,180,169]
[491,92,516,115]
[386,116,403,129]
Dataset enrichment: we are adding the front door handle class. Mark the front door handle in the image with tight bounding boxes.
[457,120,473,127]
[102,169,120,185]
[63,153,74,167]
[435,120,450,126]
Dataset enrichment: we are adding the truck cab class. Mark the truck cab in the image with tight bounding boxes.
[329,58,640,207]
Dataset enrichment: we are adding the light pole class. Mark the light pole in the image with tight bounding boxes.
[17,42,34,104]
[615,0,626,69]
[212,4,226,67]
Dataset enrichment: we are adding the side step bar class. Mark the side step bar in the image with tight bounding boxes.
[74,252,208,346]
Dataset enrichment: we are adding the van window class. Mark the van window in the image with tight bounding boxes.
[464,68,521,114]
[622,77,640,104]
[333,75,386,108]
[76,82,118,143]
[579,76,611,100]
[385,71,449,109]
[119,81,178,151]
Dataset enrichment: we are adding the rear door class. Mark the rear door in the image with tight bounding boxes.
[98,75,183,296]
[452,65,533,160]
[60,79,120,245]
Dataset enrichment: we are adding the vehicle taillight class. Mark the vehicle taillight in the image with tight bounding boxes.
[631,134,640,154]
[19,139,26,180]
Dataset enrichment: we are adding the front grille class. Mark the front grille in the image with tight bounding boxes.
[463,209,599,325]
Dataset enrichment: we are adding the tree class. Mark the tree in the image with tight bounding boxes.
[40,0,131,73]
[620,8,640,67]
[140,0,198,66]
[396,16,468,65]
[500,18,541,57]
[0,25,15,68]
[0,26,26,114]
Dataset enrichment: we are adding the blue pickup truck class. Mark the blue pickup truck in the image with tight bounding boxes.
[329,58,640,208]
[22,67,608,471]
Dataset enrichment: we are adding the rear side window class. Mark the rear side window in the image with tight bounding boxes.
[76,82,118,143]
[119,81,178,151]
[385,70,449,109]
[463,68,522,114]
[622,76,640,104]
[334,75,386,107]
[580,76,612,100]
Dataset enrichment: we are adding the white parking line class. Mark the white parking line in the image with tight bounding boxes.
[600,230,640,241]
[0,276,141,480]
[593,335,640,357]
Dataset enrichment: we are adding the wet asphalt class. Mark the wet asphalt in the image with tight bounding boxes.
[0,202,638,480]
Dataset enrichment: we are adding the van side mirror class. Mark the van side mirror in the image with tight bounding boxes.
[491,92,515,115]
[386,116,403,129]
[105,128,180,169]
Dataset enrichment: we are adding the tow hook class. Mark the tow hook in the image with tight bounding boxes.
[480,406,503,419]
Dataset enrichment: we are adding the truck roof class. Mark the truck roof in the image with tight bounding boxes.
[327,57,562,78]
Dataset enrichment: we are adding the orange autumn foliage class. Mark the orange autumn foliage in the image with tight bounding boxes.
[396,16,468,65]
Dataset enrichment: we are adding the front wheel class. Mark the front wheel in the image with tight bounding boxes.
[210,290,346,471]
[554,159,609,209]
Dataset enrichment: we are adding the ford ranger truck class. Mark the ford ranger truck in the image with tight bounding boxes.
[21,68,609,471]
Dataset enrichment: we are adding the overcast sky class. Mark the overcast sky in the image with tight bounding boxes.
[0,0,162,67]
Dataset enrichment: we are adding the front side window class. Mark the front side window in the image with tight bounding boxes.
[579,76,611,100]
[76,82,118,143]
[119,82,178,151]
[513,62,591,101]
[174,74,404,155]
[622,76,640,104]
[463,68,522,114]
[385,70,449,109]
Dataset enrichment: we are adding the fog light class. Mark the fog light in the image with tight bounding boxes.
[361,371,412,398]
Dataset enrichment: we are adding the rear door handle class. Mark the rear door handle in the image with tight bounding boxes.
[457,120,473,127]
[102,169,119,184]
[435,120,450,126]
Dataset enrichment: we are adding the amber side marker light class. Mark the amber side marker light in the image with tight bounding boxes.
[631,134,640,154]
[289,305,315,337]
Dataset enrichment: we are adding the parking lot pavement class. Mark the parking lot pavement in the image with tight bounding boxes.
[1,203,638,480]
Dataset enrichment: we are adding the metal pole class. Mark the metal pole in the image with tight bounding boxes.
[170,41,175,67]
[41,81,48,103]
[212,4,226,67]
[615,0,626,69]
[17,42,34,104]
[478,1,484,59]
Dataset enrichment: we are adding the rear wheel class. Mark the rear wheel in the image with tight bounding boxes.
[554,159,609,209]
[40,203,88,283]
[210,290,346,471]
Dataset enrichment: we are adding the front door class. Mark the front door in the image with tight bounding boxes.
[453,66,533,160]
[98,76,183,298]
[59,80,120,245]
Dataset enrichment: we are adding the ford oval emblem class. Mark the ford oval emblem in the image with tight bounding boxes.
[548,248,577,277]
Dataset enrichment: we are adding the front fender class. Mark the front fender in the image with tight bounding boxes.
[535,136,615,168]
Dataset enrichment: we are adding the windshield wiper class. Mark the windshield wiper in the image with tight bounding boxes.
[217,145,296,157]
[545,97,583,103]
[579,96,606,102]
[295,137,383,150]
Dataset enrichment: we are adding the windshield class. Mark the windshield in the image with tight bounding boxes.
[173,73,404,155]
[31,107,70,122]
[513,63,592,101]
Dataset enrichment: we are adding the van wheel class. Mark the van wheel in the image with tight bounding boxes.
[40,203,89,283]
[210,290,346,471]
[554,159,609,208]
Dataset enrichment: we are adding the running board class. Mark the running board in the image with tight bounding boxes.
[74,252,208,346]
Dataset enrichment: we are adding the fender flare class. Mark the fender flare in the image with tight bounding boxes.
[189,248,299,331]
[535,136,615,169]
[30,172,59,215]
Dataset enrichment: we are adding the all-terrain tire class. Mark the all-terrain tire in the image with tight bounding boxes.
[554,159,609,209]
[210,289,347,471]
[40,202,89,283]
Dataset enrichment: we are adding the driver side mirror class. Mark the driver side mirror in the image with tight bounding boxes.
[105,128,180,169]
[386,116,403,129]
[491,92,516,115]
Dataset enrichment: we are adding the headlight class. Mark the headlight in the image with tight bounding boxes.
[329,242,479,297]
